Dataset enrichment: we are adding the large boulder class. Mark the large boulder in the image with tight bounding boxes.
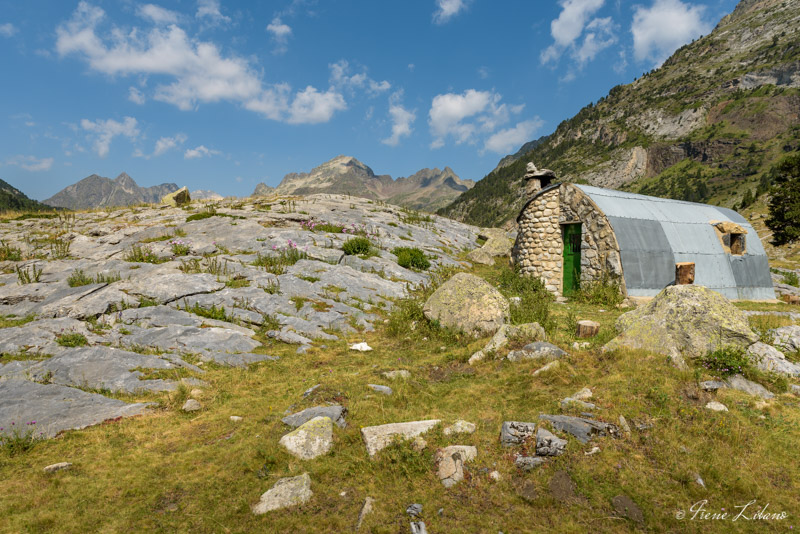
[252,473,312,514]
[161,186,190,207]
[423,273,509,336]
[603,285,758,367]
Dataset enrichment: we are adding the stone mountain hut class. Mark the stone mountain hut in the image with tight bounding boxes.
[511,163,775,300]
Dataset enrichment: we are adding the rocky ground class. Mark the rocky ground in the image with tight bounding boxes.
[0,195,478,437]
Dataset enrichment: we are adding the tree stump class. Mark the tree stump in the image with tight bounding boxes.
[576,320,600,338]
[675,262,695,285]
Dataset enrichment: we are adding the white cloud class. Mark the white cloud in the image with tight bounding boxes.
[478,66,489,79]
[137,4,179,25]
[382,91,416,147]
[329,60,391,97]
[433,0,470,25]
[0,23,17,37]
[128,86,146,105]
[80,116,139,157]
[574,16,616,66]
[267,17,292,54]
[632,0,712,66]
[428,89,523,148]
[408,63,415,72]
[135,133,187,158]
[6,155,54,172]
[287,86,347,124]
[184,145,221,159]
[484,119,544,154]
[540,0,606,64]
[56,3,346,124]
[196,0,230,25]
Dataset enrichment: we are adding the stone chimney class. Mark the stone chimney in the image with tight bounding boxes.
[524,162,556,197]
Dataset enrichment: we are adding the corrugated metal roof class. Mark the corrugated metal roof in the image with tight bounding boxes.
[574,184,775,299]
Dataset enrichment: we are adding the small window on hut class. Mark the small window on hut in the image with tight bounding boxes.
[723,232,745,255]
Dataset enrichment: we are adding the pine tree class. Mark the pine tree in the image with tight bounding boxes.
[766,153,800,245]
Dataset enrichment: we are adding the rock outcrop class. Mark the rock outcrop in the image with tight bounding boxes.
[423,273,509,336]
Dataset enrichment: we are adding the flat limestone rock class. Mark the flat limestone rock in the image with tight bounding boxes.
[507,341,567,362]
[746,342,800,376]
[443,420,476,436]
[279,416,334,460]
[18,346,178,394]
[121,324,260,355]
[724,374,774,400]
[252,473,313,514]
[202,352,279,368]
[0,379,151,439]
[361,419,440,457]
[539,415,618,444]
[435,445,477,488]
[771,325,800,352]
[282,405,347,429]
[123,273,224,304]
[535,427,567,456]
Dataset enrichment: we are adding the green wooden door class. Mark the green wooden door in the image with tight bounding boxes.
[562,224,582,296]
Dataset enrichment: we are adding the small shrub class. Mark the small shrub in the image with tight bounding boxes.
[225,275,250,288]
[95,272,121,284]
[496,265,554,330]
[0,241,22,261]
[392,247,430,270]
[67,269,93,287]
[169,239,191,256]
[56,333,88,347]
[183,302,233,322]
[783,271,799,287]
[342,237,372,256]
[124,244,163,264]
[253,240,307,275]
[50,237,70,259]
[186,207,217,222]
[574,274,624,307]
[0,421,44,456]
[700,346,751,377]
[16,264,42,285]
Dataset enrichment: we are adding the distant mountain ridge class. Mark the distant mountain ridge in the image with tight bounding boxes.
[439,0,800,228]
[253,155,475,212]
[0,178,54,213]
[45,173,179,210]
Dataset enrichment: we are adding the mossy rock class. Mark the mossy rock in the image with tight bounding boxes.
[603,285,758,366]
[162,187,191,207]
[423,272,509,336]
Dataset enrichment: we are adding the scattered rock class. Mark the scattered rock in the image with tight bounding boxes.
[367,384,393,395]
[694,473,706,488]
[350,342,373,352]
[443,420,476,436]
[500,421,536,447]
[435,445,477,488]
[584,446,600,456]
[571,387,593,401]
[705,401,729,412]
[282,405,347,429]
[618,415,631,435]
[515,455,545,471]
[410,521,428,534]
[611,494,644,525]
[423,272,509,336]
[771,325,800,352]
[466,248,494,265]
[746,342,800,376]
[489,470,501,481]
[43,462,72,474]
[539,415,618,444]
[791,384,800,396]
[699,380,726,391]
[302,384,321,397]
[724,374,774,400]
[268,329,313,345]
[355,497,375,531]
[382,370,411,380]
[406,503,422,517]
[576,320,600,338]
[361,419,440,457]
[604,285,758,368]
[507,341,567,362]
[532,360,560,376]
[230,416,243,422]
[535,427,567,456]
[412,436,427,452]
[181,399,202,412]
[190,388,203,398]
[252,473,313,514]
[469,322,546,364]
[279,416,334,460]
[560,397,596,410]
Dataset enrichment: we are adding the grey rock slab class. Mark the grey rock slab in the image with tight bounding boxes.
[18,347,178,394]
[182,399,202,412]
[560,398,597,410]
[267,329,313,345]
[699,380,727,391]
[0,379,151,439]
[282,405,347,429]
[515,455,545,471]
[790,384,800,396]
[367,384,393,395]
[410,521,428,534]
[705,401,729,412]
[469,323,546,364]
[279,416,334,460]
[361,419,440,457]
[508,341,569,362]
[500,421,536,447]
[356,497,376,531]
[117,306,203,328]
[252,473,313,515]
[535,427,568,456]
[724,374,775,400]
[406,503,422,517]
[771,325,800,353]
[120,324,260,355]
[539,415,619,444]
[746,342,800,376]
[0,281,115,319]
[443,420,476,435]
[0,317,93,356]
[123,273,224,304]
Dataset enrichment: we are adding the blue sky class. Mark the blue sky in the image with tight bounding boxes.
[0,0,738,201]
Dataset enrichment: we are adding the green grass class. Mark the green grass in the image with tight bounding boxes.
[253,245,307,275]
[1,259,799,533]
[182,302,234,323]
[124,244,165,264]
[55,333,88,347]
[341,237,372,256]
[0,314,35,329]
[0,240,22,261]
[392,247,430,270]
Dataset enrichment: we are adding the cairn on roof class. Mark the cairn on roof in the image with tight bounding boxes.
[524,162,556,194]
